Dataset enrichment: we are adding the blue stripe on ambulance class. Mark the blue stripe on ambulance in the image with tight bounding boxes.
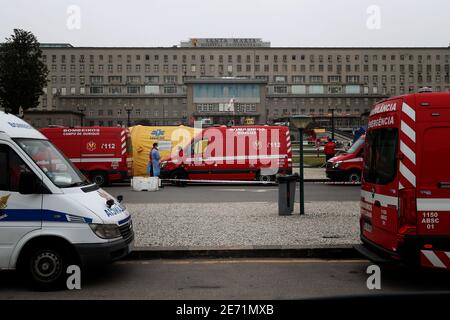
[118,216,131,225]
[0,209,93,223]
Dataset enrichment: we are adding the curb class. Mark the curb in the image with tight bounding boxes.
[125,245,364,260]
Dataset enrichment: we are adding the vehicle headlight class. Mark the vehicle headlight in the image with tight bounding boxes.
[89,224,121,239]
[333,161,342,169]
[160,161,168,168]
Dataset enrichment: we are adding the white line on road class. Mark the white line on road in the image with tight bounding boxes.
[117,259,368,265]
[212,188,276,192]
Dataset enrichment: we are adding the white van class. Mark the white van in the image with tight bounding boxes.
[0,111,134,288]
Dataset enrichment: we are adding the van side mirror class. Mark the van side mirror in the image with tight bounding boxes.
[19,172,39,195]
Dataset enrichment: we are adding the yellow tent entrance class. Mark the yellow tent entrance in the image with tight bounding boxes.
[130,125,195,177]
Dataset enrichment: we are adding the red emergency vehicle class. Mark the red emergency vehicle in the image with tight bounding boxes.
[326,135,365,182]
[357,91,450,269]
[160,125,293,182]
[40,127,132,186]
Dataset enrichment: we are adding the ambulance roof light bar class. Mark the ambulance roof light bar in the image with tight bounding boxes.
[418,87,433,93]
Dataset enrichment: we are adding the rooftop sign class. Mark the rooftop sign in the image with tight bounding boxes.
[180,38,270,48]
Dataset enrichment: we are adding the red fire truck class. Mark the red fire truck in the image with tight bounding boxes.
[40,127,132,186]
[160,125,293,182]
[326,134,365,183]
[356,91,450,269]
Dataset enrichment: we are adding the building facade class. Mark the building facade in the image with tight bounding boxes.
[33,39,450,130]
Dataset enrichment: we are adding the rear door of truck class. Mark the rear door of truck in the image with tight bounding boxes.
[416,93,450,236]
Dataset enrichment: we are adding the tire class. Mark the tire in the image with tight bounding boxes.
[170,169,188,187]
[258,173,274,184]
[22,244,73,291]
[348,171,361,183]
[91,171,108,187]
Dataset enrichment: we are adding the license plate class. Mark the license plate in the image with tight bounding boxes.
[363,222,373,232]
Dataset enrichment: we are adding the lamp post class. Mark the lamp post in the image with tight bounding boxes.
[162,104,165,125]
[329,108,335,141]
[290,115,312,215]
[77,104,87,127]
[124,103,134,127]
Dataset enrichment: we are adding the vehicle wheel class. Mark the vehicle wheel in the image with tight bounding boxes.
[23,245,73,290]
[258,174,274,184]
[91,171,108,187]
[170,169,188,186]
[348,171,361,183]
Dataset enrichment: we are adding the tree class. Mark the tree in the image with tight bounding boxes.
[0,29,48,115]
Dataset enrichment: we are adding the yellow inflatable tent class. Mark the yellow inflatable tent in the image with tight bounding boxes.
[129,125,196,176]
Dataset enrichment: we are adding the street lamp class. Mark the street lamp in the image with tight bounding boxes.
[124,103,134,127]
[77,104,87,127]
[290,115,312,215]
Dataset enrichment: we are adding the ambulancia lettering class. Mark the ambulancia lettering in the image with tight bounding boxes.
[369,102,397,116]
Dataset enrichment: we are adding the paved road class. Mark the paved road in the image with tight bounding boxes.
[2,259,450,299]
[104,182,360,203]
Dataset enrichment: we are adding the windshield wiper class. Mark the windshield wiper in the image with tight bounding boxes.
[61,180,90,188]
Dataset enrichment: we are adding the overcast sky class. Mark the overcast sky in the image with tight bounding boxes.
[1,0,449,47]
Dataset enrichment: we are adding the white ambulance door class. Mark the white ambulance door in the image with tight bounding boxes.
[0,143,43,269]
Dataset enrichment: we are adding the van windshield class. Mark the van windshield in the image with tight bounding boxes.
[346,136,365,154]
[15,138,89,188]
[363,128,398,185]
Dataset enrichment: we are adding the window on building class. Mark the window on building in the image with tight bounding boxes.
[346,76,360,83]
[163,86,177,94]
[310,76,323,83]
[292,76,306,83]
[127,86,140,94]
[309,85,324,94]
[90,86,104,94]
[274,86,288,94]
[145,76,159,84]
[328,76,341,83]
[274,76,287,83]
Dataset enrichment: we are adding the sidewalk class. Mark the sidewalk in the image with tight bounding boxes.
[128,201,359,248]
[296,168,327,180]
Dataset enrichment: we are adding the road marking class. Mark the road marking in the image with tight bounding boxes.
[117,259,368,265]
[213,188,275,192]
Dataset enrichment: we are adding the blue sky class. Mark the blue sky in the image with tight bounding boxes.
[1,0,449,47]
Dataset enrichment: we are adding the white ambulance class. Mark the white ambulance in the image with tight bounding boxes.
[0,111,134,289]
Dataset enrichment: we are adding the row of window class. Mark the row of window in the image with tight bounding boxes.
[48,73,449,89]
[51,96,376,107]
[196,103,257,113]
[43,83,449,100]
[44,53,450,65]
[44,85,183,96]
[48,63,450,75]
[86,109,184,117]
[271,108,368,116]
[269,97,378,106]
[271,84,448,96]
[88,75,178,84]
[29,118,181,128]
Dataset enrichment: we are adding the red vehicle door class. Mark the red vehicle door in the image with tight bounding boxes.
[415,94,450,236]
[414,93,450,268]
[361,98,402,252]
